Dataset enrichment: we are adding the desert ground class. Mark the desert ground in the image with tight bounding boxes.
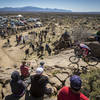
[0,12,100,100]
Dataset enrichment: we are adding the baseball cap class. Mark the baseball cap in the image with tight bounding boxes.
[40,61,45,65]
[36,67,44,75]
[70,75,82,90]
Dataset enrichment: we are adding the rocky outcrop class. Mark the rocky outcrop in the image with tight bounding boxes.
[0,48,99,100]
[87,35,96,41]
[49,77,62,90]
[53,31,72,53]
[87,42,100,58]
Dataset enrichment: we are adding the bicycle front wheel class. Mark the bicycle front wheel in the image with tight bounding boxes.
[69,56,80,63]
[87,57,98,66]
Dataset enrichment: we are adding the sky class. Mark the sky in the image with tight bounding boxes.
[0,0,100,12]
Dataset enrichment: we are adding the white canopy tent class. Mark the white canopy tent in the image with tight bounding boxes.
[16,15,23,18]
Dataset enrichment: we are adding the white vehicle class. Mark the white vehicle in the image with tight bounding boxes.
[34,22,43,27]
[27,18,33,22]
[27,18,40,22]
[0,16,3,20]
[17,21,24,26]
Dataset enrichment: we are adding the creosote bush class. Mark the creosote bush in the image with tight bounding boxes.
[80,68,100,100]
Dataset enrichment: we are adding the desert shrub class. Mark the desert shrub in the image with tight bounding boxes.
[52,70,60,76]
[80,68,100,100]
[71,26,91,42]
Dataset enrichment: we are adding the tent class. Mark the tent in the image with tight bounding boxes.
[16,15,23,18]
[35,22,42,27]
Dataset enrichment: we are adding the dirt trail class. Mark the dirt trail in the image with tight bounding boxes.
[0,38,24,68]
[0,25,50,68]
[0,39,14,68]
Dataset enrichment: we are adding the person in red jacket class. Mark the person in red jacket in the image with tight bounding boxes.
[20,61,30,79]
[57,75,89,100]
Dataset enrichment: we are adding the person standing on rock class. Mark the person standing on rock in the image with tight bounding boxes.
[7,38,10,46]
[30,42,34,52]
[57,75,89,100]
[10,71,26,98]
[45,43,52,56]
[29,67,52,99]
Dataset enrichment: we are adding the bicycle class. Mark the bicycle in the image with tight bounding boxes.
[69,47,98,66]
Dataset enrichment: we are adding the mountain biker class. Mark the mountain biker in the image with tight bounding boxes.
[57,75,89,100]
[79,43,91,57]
[20,61,30,79]
[75,43,91,58]
[10,71,26,98]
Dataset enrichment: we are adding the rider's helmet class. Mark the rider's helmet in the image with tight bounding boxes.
[70,75,82,91]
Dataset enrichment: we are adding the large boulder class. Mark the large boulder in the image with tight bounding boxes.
[55,73,68,83]
[53,31,72,53]
[87,35,96,42]
[46,84,57,95]
[87,42,100,58]
[49,77,62,90]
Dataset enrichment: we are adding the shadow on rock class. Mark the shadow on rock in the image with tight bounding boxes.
[4,94,21,100]
[25,91,43,100]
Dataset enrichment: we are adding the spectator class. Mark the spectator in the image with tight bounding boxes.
[20,61,30,79]
[7,38,10,46]
[39,61,45,69]
[30,67,52,99]
[45,44,51,56]
[10,71,26,98]
[57,75,89,100]
[30,42,34,51]
[25,48,29,58]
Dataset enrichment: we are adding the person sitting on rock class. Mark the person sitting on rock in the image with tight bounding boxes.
[10,71,26,98]
[57,75,89,100]
[20,61,30,79]
[29,67,52,99]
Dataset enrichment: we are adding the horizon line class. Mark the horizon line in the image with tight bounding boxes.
[0,6,100,12]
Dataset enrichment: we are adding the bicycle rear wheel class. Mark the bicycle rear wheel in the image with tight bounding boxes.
[69,56,80,63]
[87,56,98,66]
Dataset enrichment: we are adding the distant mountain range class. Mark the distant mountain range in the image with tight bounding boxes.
[0,6,72,12]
